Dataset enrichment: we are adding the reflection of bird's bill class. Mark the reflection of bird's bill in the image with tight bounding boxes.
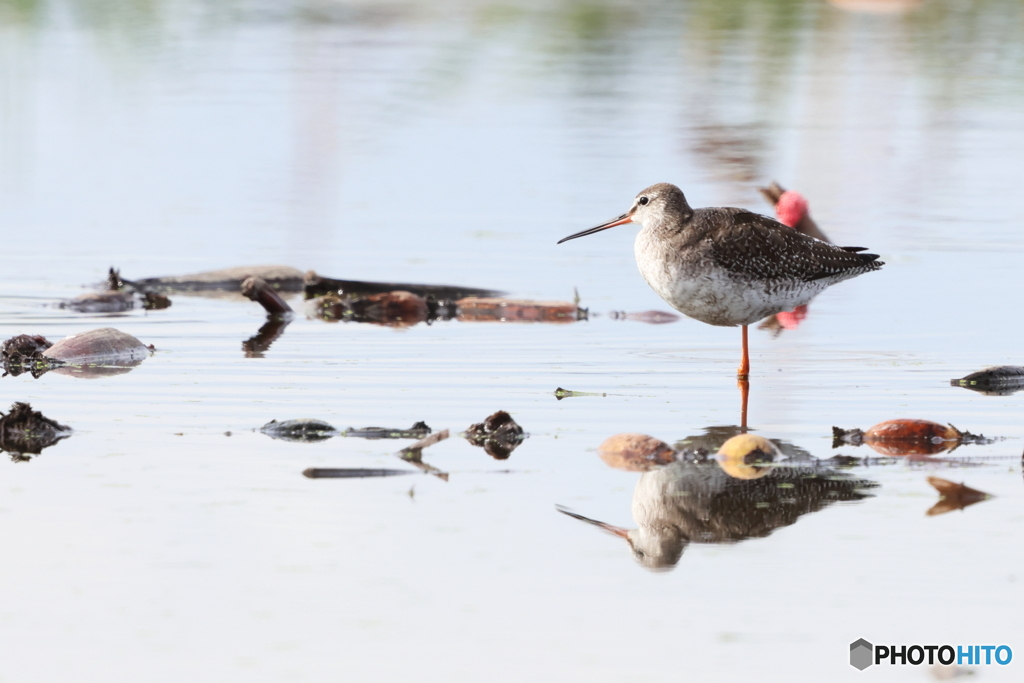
[556,213,633,244]
[556,505,629,539]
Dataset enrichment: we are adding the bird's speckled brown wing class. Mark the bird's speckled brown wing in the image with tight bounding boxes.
[698,209,882,282]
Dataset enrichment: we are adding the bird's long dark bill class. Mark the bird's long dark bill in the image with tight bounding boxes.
[557,213,632,244]
[556,505,630,539]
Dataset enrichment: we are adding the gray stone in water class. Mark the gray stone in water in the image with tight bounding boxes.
[260,419,339,442]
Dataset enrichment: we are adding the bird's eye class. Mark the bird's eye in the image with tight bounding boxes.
[638,196,649,206]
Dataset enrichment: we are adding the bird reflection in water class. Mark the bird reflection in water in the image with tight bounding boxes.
[559,429,877,571]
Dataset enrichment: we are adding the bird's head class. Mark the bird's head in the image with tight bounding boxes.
[557,183,692,244]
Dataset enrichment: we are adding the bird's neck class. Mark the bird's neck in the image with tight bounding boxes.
[645,207,694,240]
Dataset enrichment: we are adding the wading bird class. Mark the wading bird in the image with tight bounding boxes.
[558,183,882,378]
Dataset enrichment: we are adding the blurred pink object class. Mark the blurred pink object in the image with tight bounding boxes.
[776,191,809,229]
[774,305,808,329]
[757,182,830,334]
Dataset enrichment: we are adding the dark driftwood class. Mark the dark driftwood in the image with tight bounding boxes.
[242,277,293,316]
[303,468,417,479]
[63,270,172,312]
[951,366,1024,396]
[243,319,290,358]
[304,271,502,301]
[344,422,432,439]
[260,419,432,442]
[125,265,306,293]
[397,430,450,480]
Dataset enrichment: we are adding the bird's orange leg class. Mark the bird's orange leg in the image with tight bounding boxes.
[737,325,750,380]
[738,378,749,432]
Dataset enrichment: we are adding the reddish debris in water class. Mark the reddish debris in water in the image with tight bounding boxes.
[832,419,982,456]
[926,476,992,516]
[598,433,677,472]
[456,298,584,323]
[309,290,429,326]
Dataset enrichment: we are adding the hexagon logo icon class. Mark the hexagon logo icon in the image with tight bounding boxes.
[850,638,873,670]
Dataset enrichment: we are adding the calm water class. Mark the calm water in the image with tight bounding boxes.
[2,0,1023,680]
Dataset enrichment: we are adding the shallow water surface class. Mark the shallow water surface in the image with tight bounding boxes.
[2,1,1023,681]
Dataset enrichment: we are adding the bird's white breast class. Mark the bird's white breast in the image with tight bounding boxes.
[633,227,825,327]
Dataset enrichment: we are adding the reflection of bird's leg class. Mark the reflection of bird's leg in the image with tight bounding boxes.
[737,325,750,379]
[737,378,750,431]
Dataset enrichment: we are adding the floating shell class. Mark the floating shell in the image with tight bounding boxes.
[597,433,676,471]
[42,328,151,378]
[862,419,961,456]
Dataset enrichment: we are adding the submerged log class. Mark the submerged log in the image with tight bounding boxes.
[126,265,306,293]
[304,271,501,301]
[60,290,171,313]
[951,366,1024,396]
[553,387,607,400]
[260,419,432,442]
[344,423,431,439]
[303,468,418,479]
[260,419,339,442]
[0,402,72,461]
[63,268,172,312]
